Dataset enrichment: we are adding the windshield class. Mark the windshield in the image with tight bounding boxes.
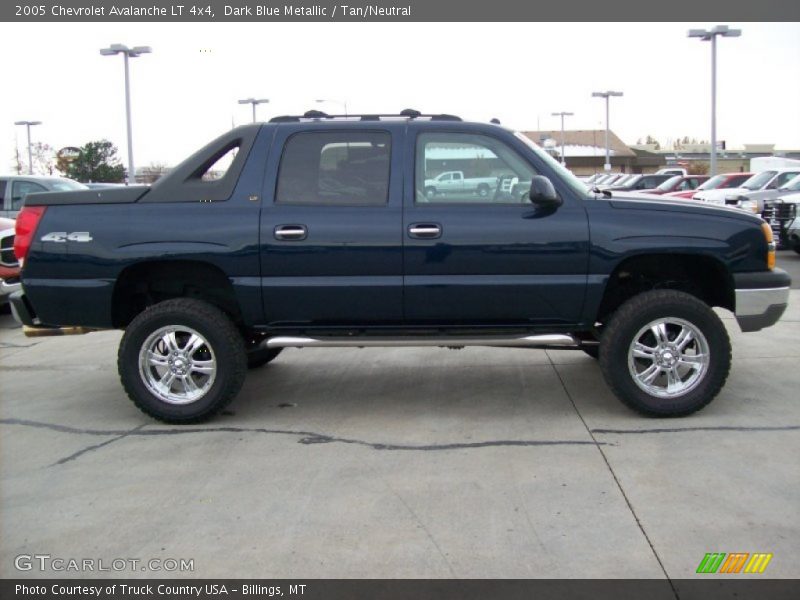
[620,175,642,187]
[514,132,588,197]
[782,174,800,191]
[656,175,682,191]
[742,171,777,190]
[696,174,727,190]
[46,179,89,191]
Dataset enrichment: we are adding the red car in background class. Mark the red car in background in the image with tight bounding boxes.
[664,172,754,200]
[0,216,20,308]
[642,175,709,195]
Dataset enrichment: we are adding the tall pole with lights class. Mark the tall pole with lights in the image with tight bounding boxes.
[14,120,42,174]
[591,91,623,172]
[551,111,574,166]
[238,98,270,123]
[688,25,741,176]
[100,43,152,184]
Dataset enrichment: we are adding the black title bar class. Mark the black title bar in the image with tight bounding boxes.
[4,0,800,22]
[4,579,800,600]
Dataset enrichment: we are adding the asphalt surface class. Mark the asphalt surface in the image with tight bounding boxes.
[1,254,798,580]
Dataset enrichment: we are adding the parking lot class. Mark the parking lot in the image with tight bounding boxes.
[1,254,798,580]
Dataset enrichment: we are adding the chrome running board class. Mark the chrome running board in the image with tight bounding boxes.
[265,334,582,349]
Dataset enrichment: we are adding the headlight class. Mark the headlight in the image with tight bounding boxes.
[761,223,776,270]
[740,199,759,213]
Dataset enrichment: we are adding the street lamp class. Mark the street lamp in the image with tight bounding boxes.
[315,99,348,117]
[14,120,42,175]
[100,43,151,184]
[551,111,574,166]
[238,98,269,123]
[688,25,741,177]
[591,91,623,172]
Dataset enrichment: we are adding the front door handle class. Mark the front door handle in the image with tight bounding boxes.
[274,224,307,241]
[408,223,442,239]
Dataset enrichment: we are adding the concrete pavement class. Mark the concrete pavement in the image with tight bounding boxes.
[1,259,798,580]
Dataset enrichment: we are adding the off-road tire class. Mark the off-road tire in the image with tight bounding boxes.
[599,290,731,417]
[118,298,247,423]
[582,346,600,360]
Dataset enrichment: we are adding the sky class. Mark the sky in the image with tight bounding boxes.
[1,21,799,173]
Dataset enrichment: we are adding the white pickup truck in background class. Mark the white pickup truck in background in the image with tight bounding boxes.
[423,171,498,199]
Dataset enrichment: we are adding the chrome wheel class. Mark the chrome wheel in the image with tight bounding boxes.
[627,317,710,399]
[138,325,216,405]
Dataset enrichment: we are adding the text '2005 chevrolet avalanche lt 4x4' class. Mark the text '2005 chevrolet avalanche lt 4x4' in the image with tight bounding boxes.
[10,110,791,423]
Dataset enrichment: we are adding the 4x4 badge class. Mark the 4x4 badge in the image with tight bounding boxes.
[40,232,93,243]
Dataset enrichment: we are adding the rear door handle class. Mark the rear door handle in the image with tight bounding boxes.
[274,224,307,241]
[408,223,442,239]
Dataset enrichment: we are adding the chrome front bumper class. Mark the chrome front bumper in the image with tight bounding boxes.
[0,278,21,304]
[734,285,790,332]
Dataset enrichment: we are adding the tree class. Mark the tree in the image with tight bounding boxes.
[31,142,56,175]
[10,143,24,174]
[688,162,708,175]
[57,140,126,183]
[644,135,661,150]
[138,162,170,184]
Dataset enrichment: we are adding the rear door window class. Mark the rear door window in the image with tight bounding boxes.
[276,131,390,206]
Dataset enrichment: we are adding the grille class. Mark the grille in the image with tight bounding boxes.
[761,202,797,248]
[0,233,17,268]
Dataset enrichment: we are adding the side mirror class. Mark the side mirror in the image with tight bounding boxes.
[528,175,562,207]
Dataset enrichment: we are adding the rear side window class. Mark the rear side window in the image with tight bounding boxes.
[276,131,390,205]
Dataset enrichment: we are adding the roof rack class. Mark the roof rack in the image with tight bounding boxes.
[269,109,462,123]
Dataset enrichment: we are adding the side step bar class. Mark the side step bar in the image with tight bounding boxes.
[266,334,590,349]
[23,325,100,337]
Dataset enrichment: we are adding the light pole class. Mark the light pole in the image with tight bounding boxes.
[100,43,151,184]
[238,98,269,123]
[551,111,574,166]
[14,120,42,174]
[316,99,348,117]
[688,25,741,177]
[592,91,623,172]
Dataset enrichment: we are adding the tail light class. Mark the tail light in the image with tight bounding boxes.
[14,206,46,268]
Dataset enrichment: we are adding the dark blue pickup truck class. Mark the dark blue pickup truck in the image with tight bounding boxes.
[10,110,790,423]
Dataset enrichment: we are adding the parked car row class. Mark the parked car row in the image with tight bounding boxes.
[582,171,704,194]
[583,172,674,191]
[693,168,800,212]
[665,172,753,199]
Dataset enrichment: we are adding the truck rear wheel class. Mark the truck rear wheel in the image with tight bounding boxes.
[118,298,247,423]
[599,290,730,417]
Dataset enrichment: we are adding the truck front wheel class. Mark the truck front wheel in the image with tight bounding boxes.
[599,290,731,417]
[118,298,247,423]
